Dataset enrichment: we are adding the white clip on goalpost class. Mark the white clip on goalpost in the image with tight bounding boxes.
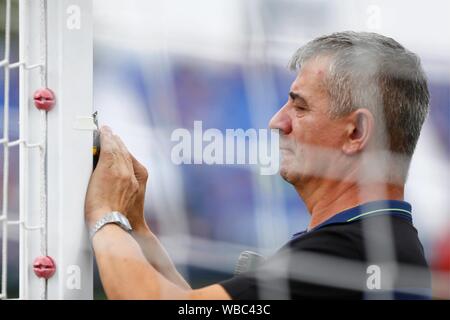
[14,0,93,299]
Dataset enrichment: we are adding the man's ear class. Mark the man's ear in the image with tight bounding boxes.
[342,108,375,155]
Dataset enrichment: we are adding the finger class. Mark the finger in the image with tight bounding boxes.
[98,126,126,170]
[113,134,134,173]
[98,126,118,160]
[130,153,149,184]
[129,152,141,171]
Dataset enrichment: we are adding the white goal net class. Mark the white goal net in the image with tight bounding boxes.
[2,0,448,302]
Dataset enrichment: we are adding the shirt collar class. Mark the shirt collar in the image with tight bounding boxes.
[292,200,413,239]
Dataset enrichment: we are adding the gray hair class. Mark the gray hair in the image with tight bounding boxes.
[289,31,429,159]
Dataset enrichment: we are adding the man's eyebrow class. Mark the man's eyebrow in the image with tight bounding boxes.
[289,91,310,105]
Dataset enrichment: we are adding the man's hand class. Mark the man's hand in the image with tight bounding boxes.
[127,154,150,233]
[85,126,139,228]
[85,126,230,299]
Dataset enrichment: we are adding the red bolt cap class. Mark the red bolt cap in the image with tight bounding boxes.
[33,255,56,279]
[33,88,55,111]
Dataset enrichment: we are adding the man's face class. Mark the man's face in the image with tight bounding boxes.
[269,56,348,187]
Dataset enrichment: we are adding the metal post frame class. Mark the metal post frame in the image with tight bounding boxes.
[20,0,93,299]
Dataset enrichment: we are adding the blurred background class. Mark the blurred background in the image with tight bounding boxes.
[1,0,449,299]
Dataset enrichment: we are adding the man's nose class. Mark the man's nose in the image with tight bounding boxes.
[269,105,292,135]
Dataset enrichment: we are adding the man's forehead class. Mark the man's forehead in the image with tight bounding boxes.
[290,56,330,94]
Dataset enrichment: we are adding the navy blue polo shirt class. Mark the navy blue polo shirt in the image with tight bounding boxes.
[220,200,431,299]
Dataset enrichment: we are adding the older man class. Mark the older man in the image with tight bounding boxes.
[85,31,431,299]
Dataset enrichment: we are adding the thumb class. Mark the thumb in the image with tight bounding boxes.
[130,153,149,185]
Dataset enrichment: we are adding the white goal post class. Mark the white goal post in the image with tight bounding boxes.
[1,0,93,299]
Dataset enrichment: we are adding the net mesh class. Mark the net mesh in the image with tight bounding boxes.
[0,0,48,300]
[0,0,448,301]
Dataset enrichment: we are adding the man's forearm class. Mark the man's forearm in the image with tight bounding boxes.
[86,128,230,300]
[93,224,189,299]
[132,228,191,289]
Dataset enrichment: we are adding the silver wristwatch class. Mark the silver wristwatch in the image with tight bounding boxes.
[90,211,132,240]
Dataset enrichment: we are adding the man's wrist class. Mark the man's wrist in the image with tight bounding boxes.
[86,207,112,228]
[90,211,133,240]
[131,225,155,242]
[91,223,134,252]
[128,214,152,235]
[131,223,150,234]
[91,223,122,244]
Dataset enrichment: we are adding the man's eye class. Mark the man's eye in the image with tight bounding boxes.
[294,104,307,111]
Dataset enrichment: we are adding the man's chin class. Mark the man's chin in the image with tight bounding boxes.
[279,163,304,186]
[280,166,294,184]
[280,167,287,179]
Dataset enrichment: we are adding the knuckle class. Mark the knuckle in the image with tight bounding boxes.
[102,148,114,158]
[141,167,149,180]
[131,179,140,193]
[125,154,133,164]
[116,171,131,182]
